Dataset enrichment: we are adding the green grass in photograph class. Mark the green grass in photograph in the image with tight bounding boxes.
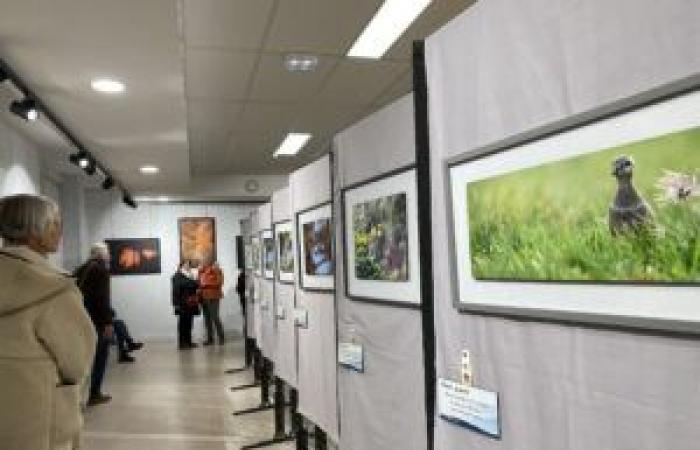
[467,126,700,282]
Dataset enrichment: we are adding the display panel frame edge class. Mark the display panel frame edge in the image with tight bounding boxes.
[340,163,422,309]
[444,75,700,336]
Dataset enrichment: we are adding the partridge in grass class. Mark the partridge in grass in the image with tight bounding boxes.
[609,155,654,236]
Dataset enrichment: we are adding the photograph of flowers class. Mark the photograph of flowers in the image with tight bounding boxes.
[343,168,421,304]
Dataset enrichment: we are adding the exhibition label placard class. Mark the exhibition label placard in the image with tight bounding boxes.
[437,379,500,438]
[338,342,364,372]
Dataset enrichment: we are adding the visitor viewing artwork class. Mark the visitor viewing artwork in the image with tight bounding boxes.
[105,238,161,275]
[352,192,409,281]
[178,217,216,266]
[343,168,421,304]
[297,202,334,291]
[276,221,294,283]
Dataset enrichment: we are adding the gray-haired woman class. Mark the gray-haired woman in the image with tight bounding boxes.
[0,194,97,450]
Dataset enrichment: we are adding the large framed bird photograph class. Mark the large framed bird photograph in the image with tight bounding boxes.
[448,87,700,332]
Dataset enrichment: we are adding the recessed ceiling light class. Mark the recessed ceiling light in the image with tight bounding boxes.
[284,54,319,72]
[91,78,125,94]
[348,0,432,59]
[273,133,312,158]
[140,165,160,174]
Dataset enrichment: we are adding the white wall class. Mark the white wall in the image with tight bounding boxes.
[0,119,41,196]
[84,189,258,341]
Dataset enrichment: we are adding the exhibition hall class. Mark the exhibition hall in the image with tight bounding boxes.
[0,1,698,449]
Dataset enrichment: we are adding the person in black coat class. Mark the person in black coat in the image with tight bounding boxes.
[172,261,200,349]
[74,243,114,406]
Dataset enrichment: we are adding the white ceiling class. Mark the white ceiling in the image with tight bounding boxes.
[0,0,474,194]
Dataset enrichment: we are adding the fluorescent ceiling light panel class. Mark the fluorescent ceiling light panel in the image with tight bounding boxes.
[91,78,125,94]
[348,0,431,59]
[285,54,319,72]
[139,165,160,174]
[273,133,312,158]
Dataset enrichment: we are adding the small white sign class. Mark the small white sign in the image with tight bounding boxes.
[438,378,500,438]
[294,308,308,328]
[338,342,364,373]
[275,307,286,320]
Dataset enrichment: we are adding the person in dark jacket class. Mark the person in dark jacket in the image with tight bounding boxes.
[74,243,114,406]
[172,261,200,350]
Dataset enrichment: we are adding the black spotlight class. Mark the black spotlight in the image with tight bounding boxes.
[69,150,91,169]
[9,98,39,121]
[0,67,7,83]
[83,159,97,176]
[123,193,137,209]
[101,176,115,190]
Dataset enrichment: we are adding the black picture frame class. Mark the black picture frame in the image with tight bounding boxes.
[274,220,295,285]
[340,164,421,309]
[295,200,335,293]
[444,77,700,335]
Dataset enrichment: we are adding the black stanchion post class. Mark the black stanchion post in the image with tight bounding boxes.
[296,418,309,450]
[273,377,286,439]
[314,426,327,450]
[260,358,271,406]
[289,388,300,436]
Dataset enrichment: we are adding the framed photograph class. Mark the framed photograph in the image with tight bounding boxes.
[448,87,700,332]
[261,229,275,280]
[296,202,334,291]
[244,243,253,270]
[178,217,216,266]
[251,235,261,276]
[105,238,161,275]
[342,167,421,305]
[275,221,295,283]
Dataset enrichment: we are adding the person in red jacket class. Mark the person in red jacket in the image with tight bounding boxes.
[198,259,224,345]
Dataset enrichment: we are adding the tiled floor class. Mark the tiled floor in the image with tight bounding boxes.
[81,340,295,450]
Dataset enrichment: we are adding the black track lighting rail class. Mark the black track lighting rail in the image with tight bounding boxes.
[0,58,137,208]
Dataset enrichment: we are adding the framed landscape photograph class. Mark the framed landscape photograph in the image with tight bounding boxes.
[275,221,294,283]
[105,238,161,275]
[178,217,216,266]
[261,229,275,280]
[448,87,700,332]
[251,235,261,276]
[296,202,334,291]
[343,167,421,305]
[244,243,253,270]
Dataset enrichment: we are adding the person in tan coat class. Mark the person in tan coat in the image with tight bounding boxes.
[0,194,97,450]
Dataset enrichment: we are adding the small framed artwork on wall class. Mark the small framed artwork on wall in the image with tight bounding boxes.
[275,221,294,284]
[342,166,421,306]
[296,202,334,292]
[261,229,275,280]
[251,235,261,276]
